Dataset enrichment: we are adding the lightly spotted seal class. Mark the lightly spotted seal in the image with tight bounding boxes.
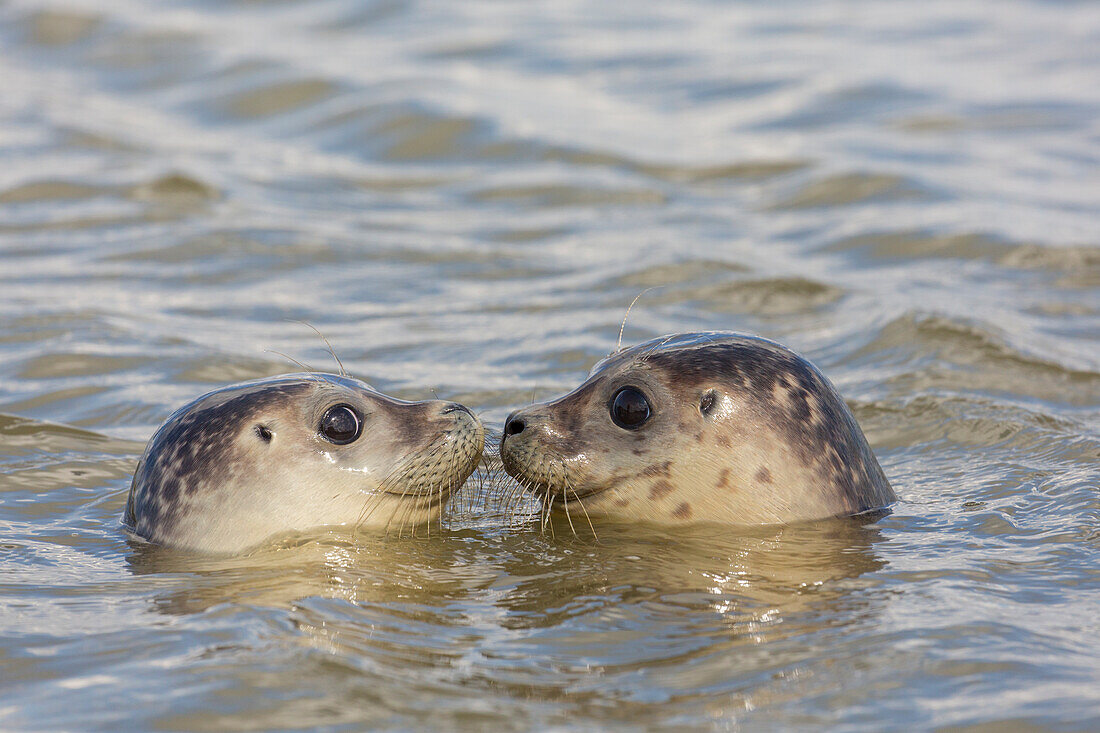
[499,332,894,528]
[124,373,484,554]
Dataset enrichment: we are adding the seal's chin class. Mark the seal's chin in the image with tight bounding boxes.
[381,486,450,501]
[381,476,468,507]
[499,444,610,505]
[546,484,608,504]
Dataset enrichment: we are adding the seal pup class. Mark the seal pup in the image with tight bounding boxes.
[499,332,894,528]
[125,373,484,554]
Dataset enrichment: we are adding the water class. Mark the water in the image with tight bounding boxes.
[1,0,1098,729]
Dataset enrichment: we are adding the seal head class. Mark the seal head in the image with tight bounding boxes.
[499,332,894,526]
[125,373,484,553]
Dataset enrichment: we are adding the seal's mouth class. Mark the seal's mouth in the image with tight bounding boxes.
[500,444,609,504]
[383,487,451,506]
[546,485,607,504]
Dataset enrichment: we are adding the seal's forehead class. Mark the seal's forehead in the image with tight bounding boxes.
[163,372,374,425]
[163,380,311,432]
[203,372,372,398]
[588,331,782,377]
[582,331,822,396]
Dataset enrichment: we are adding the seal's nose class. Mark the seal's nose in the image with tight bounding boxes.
[503,411,526,437]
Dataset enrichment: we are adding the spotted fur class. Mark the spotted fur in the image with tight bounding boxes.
[124,373,484,553]
[500,332,894,528]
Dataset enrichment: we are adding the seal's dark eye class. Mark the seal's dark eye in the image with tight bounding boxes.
[319,404,361,444]
[609,386,651,430]
[700,390,717,416]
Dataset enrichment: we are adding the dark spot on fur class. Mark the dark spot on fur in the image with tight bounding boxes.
[520,334,893,519]
[755,467,772,484]
[127,380,311,542]
[717,468,731,488]
[673,502,692,519]
[648,480,675,499]
[640,460,672,478]
[790,387,812,422]
[636,337,892,512]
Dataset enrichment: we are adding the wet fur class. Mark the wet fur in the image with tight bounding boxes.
[499,332,894,529]
[125,373,484,554]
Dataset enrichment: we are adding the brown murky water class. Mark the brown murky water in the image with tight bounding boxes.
[1,0,1099,729]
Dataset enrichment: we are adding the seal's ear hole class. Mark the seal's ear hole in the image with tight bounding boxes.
[254,424,273,443]
[700,390,717,416]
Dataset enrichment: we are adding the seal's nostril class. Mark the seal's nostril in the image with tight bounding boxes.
[504,416,526,437]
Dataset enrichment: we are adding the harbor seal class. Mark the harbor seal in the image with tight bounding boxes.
[124,373,484,554]
[499,332,894,527]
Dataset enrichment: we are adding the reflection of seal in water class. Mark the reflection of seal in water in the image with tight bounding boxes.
[124,373,484,554]
[499,332,895,527]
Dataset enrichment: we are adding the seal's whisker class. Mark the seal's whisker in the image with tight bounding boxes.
[394,474,423,537]
[376,471,419,537]
[367,433,463,538]
[419,454,446,537]
[573,487,598,543]
[636,333,677,363]
[560,465,578,538]
[476,437,504,510]
[539,463,558,537]
[439,450,459,532]
[437,477,447,534]
[286,319,346,377]
[357,448,423,530]
[497,474,526,527]
[545,490,555,538]
[499,476,520,525]
[403,473,420,538]
[463,443,493,513]
[501,475,526,518]
[536,462,551,533]
[515,478,538,527]
[355,489,390,534]
[263,349,315,373]
[615,287,660,355]
[417,480,432,538]
[444,452,462,517]
[466,460,485,512]
[508,479,533,526]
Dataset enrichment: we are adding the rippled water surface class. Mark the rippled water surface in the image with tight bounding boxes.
[2,0,1099,729]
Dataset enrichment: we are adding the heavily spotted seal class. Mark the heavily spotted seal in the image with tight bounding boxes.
[124,373,484,554]
[499,332,894,527]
